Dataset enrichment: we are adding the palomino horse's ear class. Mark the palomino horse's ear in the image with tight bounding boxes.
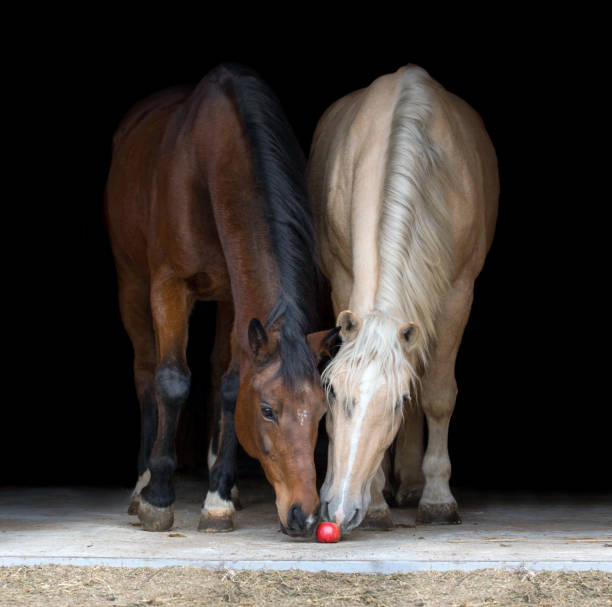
[398,322,420,353]
[248,318,269,363]
[307,327,342,373]
[337,310,361,342]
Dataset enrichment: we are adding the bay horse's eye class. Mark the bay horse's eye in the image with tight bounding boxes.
[260,404,277,422]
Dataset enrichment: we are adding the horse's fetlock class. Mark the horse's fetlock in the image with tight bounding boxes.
[149,455,175,477]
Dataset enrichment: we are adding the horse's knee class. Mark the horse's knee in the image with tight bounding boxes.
[422,379,458,420]
[155,364,191,407]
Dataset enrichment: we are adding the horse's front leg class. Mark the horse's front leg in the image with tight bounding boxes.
[416,283,473,524]
[138,276,193,531]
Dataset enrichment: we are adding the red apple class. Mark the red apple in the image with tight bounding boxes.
[316,521,341,543]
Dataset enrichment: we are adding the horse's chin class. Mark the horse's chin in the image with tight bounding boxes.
[279,523,317,539]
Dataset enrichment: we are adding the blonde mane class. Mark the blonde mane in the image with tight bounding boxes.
[324,67,453,410]
[377,66,452,365]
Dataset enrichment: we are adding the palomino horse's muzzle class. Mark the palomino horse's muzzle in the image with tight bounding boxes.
[320,498,364,533]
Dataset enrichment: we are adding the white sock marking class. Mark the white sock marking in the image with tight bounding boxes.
[207,441,217,471]
[132,469,151,497]
[202,490,235,517]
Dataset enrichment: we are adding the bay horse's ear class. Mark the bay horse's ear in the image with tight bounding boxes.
[337,310,361,342]
[398,322,420,354]
[248,318,269,362]
[307,327,342,373]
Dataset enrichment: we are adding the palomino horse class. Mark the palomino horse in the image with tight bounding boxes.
[105,63,333,536]
[308,65,499,532]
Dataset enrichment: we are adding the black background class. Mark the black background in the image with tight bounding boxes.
[5,15,608,493]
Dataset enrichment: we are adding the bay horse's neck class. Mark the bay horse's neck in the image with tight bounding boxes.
[189,92,279,338]
[186,65,319,379]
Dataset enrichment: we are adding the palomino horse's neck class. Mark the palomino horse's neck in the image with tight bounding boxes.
[374,67,453,366]
[324,67,454,409]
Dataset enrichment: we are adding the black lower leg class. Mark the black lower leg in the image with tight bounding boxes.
[141,363,191,509]
[208,371,239,501]
[137,388,158,476]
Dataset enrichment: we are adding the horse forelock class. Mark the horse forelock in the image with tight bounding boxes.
[322,312,418,415]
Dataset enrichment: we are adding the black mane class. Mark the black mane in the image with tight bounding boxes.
[212,63,322,388]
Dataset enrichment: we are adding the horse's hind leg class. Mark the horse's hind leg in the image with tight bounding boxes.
[199,366,239,532]
[394,404,425,506]
[359,466,395,530]
[417,281,473,524]
[116,273,157,515]
[138,276,194,531]
[206,302,241,513]
[200,303,240,532]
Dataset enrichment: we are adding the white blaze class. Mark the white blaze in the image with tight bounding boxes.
[334,363,383,524]
[297,408,309,427]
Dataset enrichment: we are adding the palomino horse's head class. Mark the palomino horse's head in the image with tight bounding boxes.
[320,310,421,532]
[235,318,338,537]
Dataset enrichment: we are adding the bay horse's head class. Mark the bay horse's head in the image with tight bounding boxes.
[319,310,421,533]
[234,318,338,537]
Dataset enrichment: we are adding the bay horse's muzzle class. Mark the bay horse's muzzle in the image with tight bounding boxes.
[280,502,320,537]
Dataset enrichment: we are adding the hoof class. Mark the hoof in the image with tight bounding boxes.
[137,500,174,531]
[359,510,395,531]
[199,491,235,531]
[416,502,461,524]
[395,485,424,507]
[198,512,234,532]
[128,494,141,515]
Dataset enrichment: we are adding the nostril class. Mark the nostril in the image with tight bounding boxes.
[288,503,306,531]
[344,508,360,531]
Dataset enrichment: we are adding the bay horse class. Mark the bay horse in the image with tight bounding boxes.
[307,65,499,532]
[105,63,333,536]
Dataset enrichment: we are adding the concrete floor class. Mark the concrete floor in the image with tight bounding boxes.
[1,478,611,573]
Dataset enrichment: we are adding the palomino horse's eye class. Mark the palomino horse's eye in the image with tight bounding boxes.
[260,404,277,422]
[396,394,410,411]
